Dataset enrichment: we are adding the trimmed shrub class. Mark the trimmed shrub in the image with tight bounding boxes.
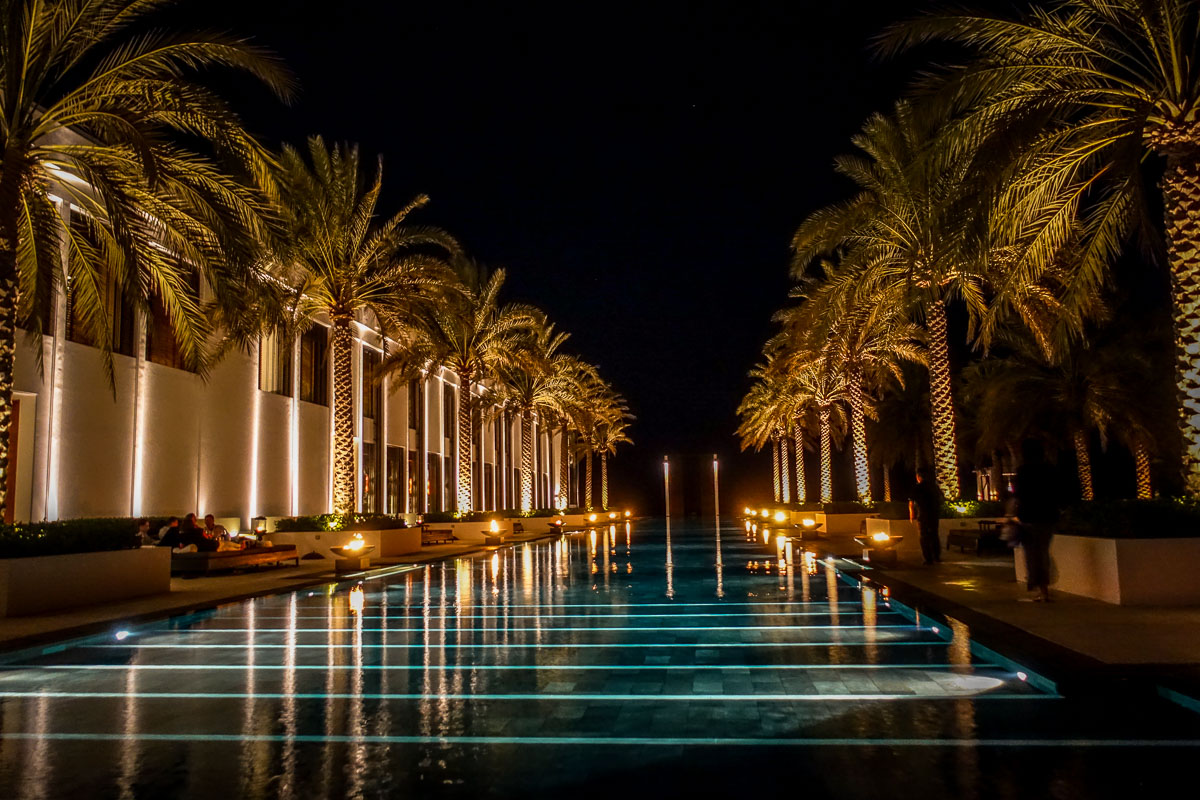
[273,513,410,532]
[0,518,140,559]
[940,500,1006,519]
[1058,498,1200,539]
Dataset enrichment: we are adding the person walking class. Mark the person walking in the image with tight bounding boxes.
[1015,441,1060,602]
[908,467,944,565]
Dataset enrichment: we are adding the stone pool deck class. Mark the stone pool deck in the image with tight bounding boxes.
[806,530,1200,705]
[0,529,557,653]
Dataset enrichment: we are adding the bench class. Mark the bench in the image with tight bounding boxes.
[946,521,1003,555]
[421,526,458,546]
[171,545,299,576]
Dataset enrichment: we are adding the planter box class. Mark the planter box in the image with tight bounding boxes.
[267,528,421,559]
[0,547,170,617]
[811,512,879,535]
[1029,534,1200,606]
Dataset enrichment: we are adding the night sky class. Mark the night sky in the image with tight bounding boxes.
[184,0,914,512]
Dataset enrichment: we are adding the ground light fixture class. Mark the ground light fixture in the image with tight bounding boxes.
[760,508,769,518]
[588,513,598,522]
[608,512,618,519]
[773,511,788,523]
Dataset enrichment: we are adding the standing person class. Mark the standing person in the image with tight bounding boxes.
[908,467,944,565]
[1015,440,1060,602]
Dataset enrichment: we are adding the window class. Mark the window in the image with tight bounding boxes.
[63,214,136,356]
[362,349,381,421]
[427,454,442,513]
[407,450,419,513]
[387,446,404,514]
[408,379,419,429]
[144,270,200,370]
[362,442,378,514]
[299,326,328,405]
[484,464,494,512]
[443,384,456,447]
[259,329,292,396]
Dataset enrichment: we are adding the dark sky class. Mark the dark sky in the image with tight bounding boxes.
[182,0,913,512]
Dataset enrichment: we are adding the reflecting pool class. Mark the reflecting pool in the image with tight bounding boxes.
[0,519,1196,798]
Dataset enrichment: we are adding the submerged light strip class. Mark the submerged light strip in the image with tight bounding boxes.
[0,691,1046,702]
[0,733,1190,747]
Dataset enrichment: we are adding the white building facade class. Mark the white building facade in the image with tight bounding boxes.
[5,210,575,527]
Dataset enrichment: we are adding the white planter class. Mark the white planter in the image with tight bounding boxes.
[812,512,879,535]
[0,547,170,617]
[1044,534,1200,606]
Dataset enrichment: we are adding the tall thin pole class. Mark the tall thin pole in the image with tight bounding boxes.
[663,456,670,520]
[712,454,720,520]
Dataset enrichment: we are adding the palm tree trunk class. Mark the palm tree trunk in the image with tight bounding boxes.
[848,377,871,503]
[584,449,593,511]
[819,408,832,504]
[1073,430,1094,501]
[1134,439,1152,500]
[1160,150,1200,494]
[0,270,15,522]
[457,376,473,513]
[330,318,356,514]
[925,298,961,499]
[883,465,892,502]
[780,427,791,504]
[559,423,570,510]
[520,409,534,512]
[601,451,608,510]
[793,420,806,504]
[771,434,781,502]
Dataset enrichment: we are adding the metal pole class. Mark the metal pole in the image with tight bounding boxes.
[663,456,670,519]
[712,454,720,520]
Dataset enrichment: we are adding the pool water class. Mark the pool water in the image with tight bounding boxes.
[0,519,1196,799]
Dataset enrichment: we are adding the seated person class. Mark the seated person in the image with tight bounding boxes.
[136,518,156,546]
[203,514,229,541]
[156,517,181,548]
[179,513,218,552]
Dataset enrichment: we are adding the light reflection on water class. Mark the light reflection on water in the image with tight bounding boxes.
[0,518,1120,799]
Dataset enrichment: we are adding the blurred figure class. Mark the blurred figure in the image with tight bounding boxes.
[203,514,229,541]
[1015,440,1060,602]
[908,466,945,565]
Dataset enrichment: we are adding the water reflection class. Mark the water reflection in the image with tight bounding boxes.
[665,516,674,599]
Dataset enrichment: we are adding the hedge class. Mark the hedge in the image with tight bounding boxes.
[273,513,411,532]
[0,518,140,559]
[1058,498,1200,539]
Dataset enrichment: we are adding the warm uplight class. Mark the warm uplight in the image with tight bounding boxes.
[801,518,816,528]
[952,502,970,515]
[349,585,365,614]
[871,532,891,542]
[624,510,631,518]
[490,520,499,534]
[326,519,339,531]
[608,512,618,519]
[343,534,366,552]
[759,508,769,518]
[773,511,788,523]
[589,513,598,522]
[552,518,564,527]
[744,507,753,516]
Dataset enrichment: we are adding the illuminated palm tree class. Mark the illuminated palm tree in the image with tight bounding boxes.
[737,360,792,501]
[386,264,538,511]
[275,137,458,513]
[780,263,925,502]
[791,103,981,499]
[595,403,633,510]
[0,0,291,517]
[789,355,850,504]
[494,319,573,512]
[883,0,1200,492]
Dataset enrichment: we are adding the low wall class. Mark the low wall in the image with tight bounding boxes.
[812,512,879,535]
[267,528,421,559]
[0,547,171,617]
[1038,534,1200,606]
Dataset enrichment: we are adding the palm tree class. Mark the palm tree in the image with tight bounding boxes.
[386,264,538,511]
[780,265,925,502]
[964,329,1158,500]
[737,360,793,501]
[791,103,981,499]
[594,400,633,510]
[0,0,291,517]
[790,355,850,504]
[494,318,573,512]
[273,137,458,514]
[883,0,1200,492]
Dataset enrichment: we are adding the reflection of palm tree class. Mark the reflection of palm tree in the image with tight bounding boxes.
[0,0,291,516]
[387,265,537,511]
[883,0,1200,491]
[274,138,457,513]
[791,104,979,498]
